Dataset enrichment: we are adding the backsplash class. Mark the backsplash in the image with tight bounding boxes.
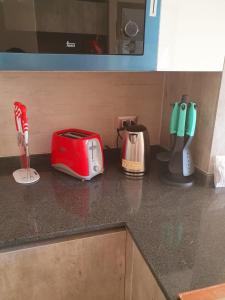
[0,72,164,157]
[1,71,222,175]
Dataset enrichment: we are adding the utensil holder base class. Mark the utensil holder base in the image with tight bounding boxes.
[161,171,194,187]
[13,168,40,184]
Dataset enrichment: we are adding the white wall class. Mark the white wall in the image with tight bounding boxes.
[157,0,225,71]
[210,63,225,172]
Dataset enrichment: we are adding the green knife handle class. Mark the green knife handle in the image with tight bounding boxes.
[170,102,179,134]
[186,102,197,137]
[177,103,187,137]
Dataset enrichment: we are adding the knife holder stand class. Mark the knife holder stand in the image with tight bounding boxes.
[161,171,194,187]
[158,137,195,187]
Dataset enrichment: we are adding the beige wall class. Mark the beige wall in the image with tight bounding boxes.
[1,71,222,175]
[0,72,164,157]
[160,72,222,174]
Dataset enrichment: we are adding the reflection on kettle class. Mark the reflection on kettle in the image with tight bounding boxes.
[161,222,183,250]
[121,177,143,213]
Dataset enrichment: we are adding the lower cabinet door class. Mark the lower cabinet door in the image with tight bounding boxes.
[125,232,166,300]
[0,230,126,300]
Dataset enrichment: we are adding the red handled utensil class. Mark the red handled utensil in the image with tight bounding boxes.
[13,101,40,184]
[14,102,28,168]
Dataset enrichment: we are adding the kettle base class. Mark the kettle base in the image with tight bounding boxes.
[122,169,145,177]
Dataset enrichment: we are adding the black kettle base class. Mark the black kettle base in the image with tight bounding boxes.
[161,171,194,187]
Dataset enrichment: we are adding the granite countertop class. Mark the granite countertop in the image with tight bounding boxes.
[1,151,225,300]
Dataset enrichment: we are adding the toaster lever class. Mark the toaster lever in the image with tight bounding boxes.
[89,141,97,160]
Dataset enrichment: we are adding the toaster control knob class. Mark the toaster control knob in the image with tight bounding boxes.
[93,165,99,172]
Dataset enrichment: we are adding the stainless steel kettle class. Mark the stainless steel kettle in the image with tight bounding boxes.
[121,125,150,177]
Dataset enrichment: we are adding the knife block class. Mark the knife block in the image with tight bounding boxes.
[158,136,195,187]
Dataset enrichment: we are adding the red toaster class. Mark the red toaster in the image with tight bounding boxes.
[51,128,104,180]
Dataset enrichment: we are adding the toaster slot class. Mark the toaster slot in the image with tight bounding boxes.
[59,131,89,139]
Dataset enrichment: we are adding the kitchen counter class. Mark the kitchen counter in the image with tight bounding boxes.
[1,151,225,300]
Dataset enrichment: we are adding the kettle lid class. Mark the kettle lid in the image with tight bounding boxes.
[126,124,147,132]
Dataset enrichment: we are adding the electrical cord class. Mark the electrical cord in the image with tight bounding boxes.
[116,120,137,149]
[116,128,124,149]
[116,120,136,149]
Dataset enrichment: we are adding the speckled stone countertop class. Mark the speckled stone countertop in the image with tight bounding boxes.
[1,151,225,300]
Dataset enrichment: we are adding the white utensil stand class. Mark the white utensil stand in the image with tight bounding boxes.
[13,168,40,184]
[13,102,40,185]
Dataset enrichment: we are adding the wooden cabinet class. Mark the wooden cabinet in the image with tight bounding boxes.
[0,229,166,300]
[0,230,126,300]
[157,0,225,71]
[125,232,166,300]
